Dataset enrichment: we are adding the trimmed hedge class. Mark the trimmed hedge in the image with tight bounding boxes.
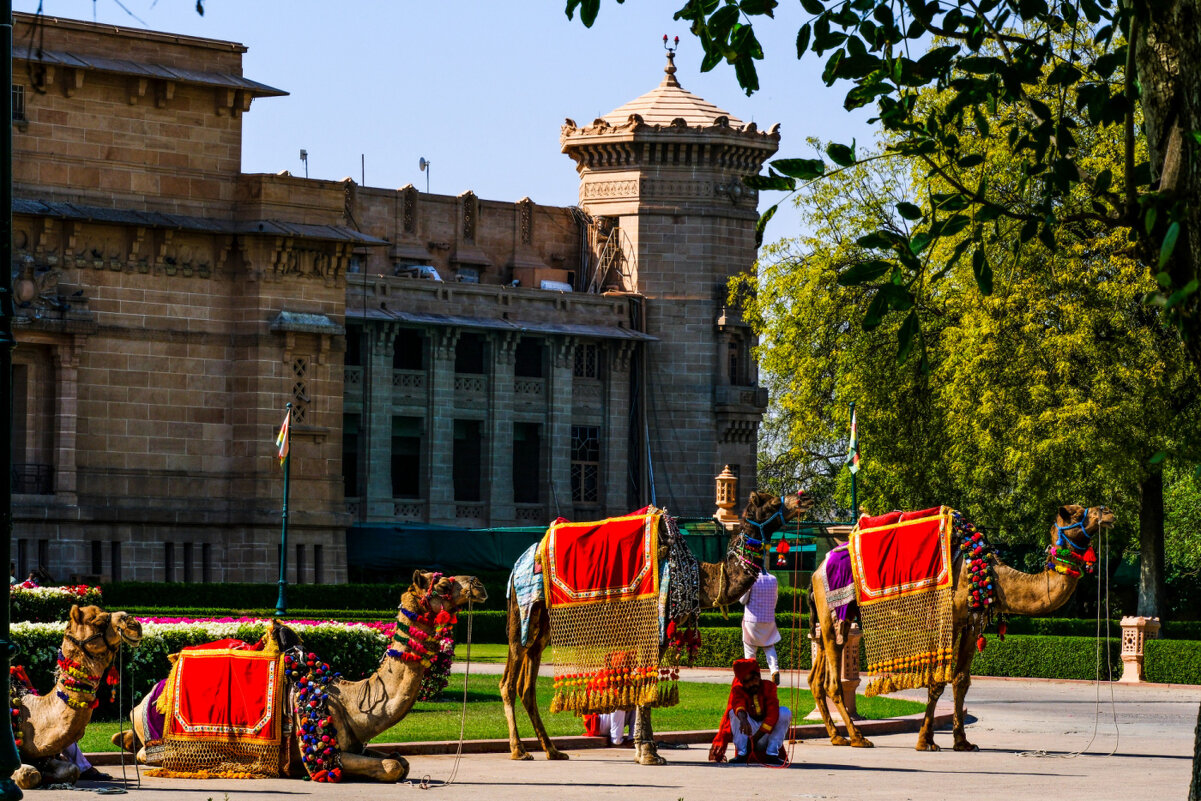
[1145,639,1201,685]
[11,621,387,722]
[11,586,104,623]
[101,582,415,611]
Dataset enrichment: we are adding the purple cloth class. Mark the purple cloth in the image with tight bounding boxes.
[823,544,857,622]
[141,679,167,742]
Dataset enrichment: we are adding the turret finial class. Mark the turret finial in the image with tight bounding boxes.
[662,34,681,87]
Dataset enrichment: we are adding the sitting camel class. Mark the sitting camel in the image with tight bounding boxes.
[808,503,1114,752]
[12,605,144,789]
[502,491,813,766]
[116,571,486,782]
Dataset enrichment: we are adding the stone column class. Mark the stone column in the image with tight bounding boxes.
[52,340,82,501]
[547,337,575,520]
[364,324,396,519]
[603,342,633,514]
[427,328,461,526]
[488,332,519,525]
[1119,616,1161,683]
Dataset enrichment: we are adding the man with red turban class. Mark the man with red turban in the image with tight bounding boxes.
[708,658,790,766]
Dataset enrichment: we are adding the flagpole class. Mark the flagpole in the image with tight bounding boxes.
[849,401,857,522]
[275,403,292,617]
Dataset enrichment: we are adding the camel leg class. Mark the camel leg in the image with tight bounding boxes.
[952,630,979,752]
[808,645,847,746]
[633,705,665,765]
[338,751,408,783]
[110,729,137,753]
[915,682,946,751]
[516,636,567,761]
[501,642,534,761]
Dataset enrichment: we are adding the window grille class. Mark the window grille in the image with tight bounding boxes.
[570,425,600,503]
[573,344,599,379]
[11,84,25,122]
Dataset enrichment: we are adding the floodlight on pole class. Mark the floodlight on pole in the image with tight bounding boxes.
[419,157,430,194]
[299,149,308,179]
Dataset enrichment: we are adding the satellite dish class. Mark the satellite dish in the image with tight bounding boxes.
[419,157,429,172]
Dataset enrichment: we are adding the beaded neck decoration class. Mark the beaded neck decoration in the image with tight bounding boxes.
[9,665,37,750]
[285,649,343,783]
[54,650,111,710]
[952,512,1010,652]
[387,574,458,701]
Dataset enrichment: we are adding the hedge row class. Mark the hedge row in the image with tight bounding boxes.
[11,586,104,623]
[11,621,387,722]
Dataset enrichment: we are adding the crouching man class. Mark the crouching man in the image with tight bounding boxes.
[708,658,791,766]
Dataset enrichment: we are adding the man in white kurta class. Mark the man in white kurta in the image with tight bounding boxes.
[740,570,782,684]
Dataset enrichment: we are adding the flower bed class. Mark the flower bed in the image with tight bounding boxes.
[11,617,388,721]
[10,584,103,623]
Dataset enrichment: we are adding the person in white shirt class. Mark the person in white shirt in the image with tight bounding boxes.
[740,567,782,684]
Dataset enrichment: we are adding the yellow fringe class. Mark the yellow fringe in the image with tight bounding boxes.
[155,661,180,716]
[144,769,267,780]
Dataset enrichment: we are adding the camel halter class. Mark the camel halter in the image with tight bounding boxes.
[1055,507,1099,552]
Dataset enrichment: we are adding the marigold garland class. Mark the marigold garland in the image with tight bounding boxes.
[285,651,343,783]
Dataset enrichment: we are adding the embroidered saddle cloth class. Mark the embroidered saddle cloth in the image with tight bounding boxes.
[848,507,955,696]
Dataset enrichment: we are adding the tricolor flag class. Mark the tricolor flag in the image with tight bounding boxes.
[846,408,860,474]
[275,408,291,465]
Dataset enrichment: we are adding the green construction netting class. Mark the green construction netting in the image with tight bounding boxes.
[347,516,824,579]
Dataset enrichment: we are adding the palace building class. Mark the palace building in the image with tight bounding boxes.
[9,12,779,583]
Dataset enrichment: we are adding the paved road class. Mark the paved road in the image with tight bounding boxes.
[48,676,1200,801]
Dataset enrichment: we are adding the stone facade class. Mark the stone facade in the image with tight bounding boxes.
[9,16,776,583]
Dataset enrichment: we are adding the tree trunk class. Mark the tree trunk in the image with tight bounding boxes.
[1137,470,1165,619]
[1131,1,1201,366]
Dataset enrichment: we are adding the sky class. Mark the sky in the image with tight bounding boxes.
[14,0,878,238]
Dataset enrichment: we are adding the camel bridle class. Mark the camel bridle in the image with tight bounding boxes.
[1055,506,1108,553]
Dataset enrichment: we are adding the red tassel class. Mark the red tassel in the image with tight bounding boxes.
[434,610,452,626]
[998,621,1007,641]
[665,620,677,639]
[976,635,987,653]
[106,667,120,686]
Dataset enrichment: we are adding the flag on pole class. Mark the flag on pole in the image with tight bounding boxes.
[275,408,291,465]
[846,408,860,474]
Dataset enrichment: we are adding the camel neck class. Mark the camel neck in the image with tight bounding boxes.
[992,561,1080,616]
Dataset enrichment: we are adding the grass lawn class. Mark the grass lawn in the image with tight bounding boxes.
[77,675,922,752]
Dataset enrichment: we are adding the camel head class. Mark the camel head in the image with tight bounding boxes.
[1052,504,1116,552]
[261,619,304,655]
[740,489,812,538]
[408,570,488,615]
[63,605,143,671]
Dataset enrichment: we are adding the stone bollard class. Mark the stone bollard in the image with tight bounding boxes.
[1118,616,1160,683]
[807,622,863,720]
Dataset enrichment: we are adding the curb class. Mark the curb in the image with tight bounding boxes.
[85,708,954,765]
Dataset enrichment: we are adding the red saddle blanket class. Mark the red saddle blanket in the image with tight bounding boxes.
[542,507,660,607]
[849,506,952,606]
[164,645,285,744]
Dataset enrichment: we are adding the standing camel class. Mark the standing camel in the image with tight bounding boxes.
[808,504,1115,751]
[13,605,144,789]
[502,491,813,766]
[115,571,487,782]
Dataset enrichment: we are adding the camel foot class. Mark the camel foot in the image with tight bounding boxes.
[829,735,850,746]
[382,757,408,783]
[953,741,979,752]
[635,743,667,765]
[511,749,534,761]
[111,730,136,752]
[849,737,874,748]
[546,749,570,761]
[13,765,39,790]
[915,740,941,752]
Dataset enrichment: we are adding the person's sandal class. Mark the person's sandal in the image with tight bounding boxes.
[79,767,112,781]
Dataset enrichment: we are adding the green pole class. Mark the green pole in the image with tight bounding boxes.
[849,401,858,523]
[275,403,291,617]
[1,2,28,796]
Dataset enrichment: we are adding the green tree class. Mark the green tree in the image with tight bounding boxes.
[567,0,1201,386]
[736,129,1199,597]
